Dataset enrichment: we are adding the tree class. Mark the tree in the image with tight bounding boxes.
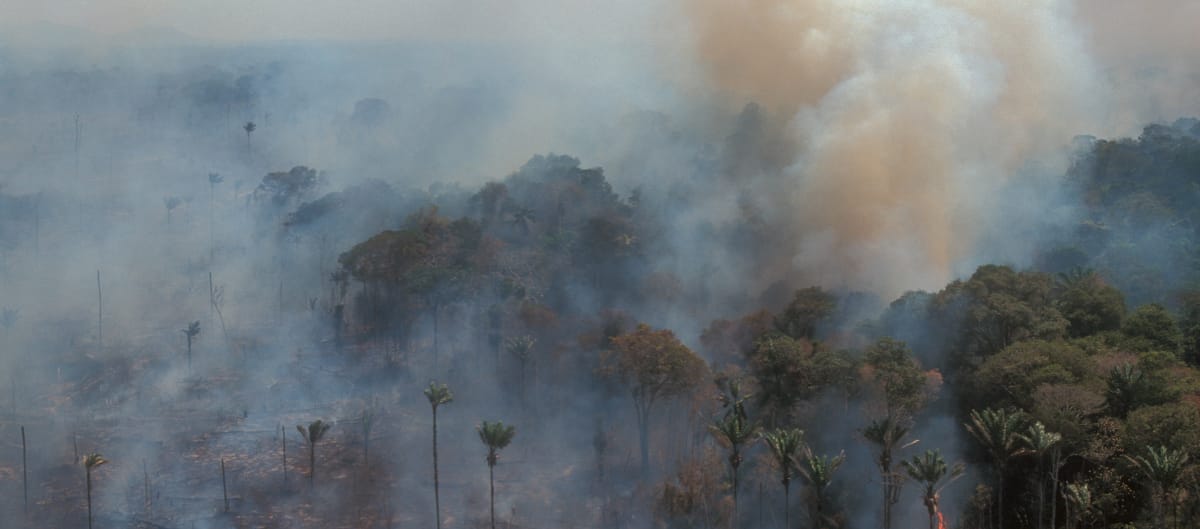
[505,335,536,406]
[207,172,223,263]
[1121,304,1182,355]
[296,420,331,486]
[1054,270,1125,337]
[243,121,256,153]
[602,323,708,475]
[164,196,182,225]
[901,449,965,529]
[1104,363,1169,418]
[746,331,854,427]
[774,286,835,340]
[762,428,804,529]
[862,338,933,419]
[798,447,845,529]
[425,381,453,529]
[1062,482,1095,529]
[83,453,108,529]
[1020,422,1063,529]
[478,421,516,529]
[509,205,535,235]
[1125,445,1190,529]
[709,376,758,522]
[182,321,200,370]
[863,416,918,529]
[964,408,1029,529]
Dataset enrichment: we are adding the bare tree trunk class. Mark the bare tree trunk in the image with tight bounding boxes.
[22,425,27,514]
[490,463,497,529]
[96,270,102,348]
[221,458,229,512]
[86,468,94,529]
[433,409,443,529]
[281,425,288,486]
[783,481,790,529]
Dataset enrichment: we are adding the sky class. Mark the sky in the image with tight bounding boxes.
[3,0,665,43]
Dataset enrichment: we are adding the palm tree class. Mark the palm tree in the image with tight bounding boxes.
[1125,445,1190,529]
[762,428,804,529]
[182,321,200,370]
[1020,422,1062,529]
[509,205,535,235]
[296,420,331,486]
[864,416,918,529]
[965,408,1029,528]
[798,447,846,529]
[83,453,108,529]
[1062,482,1094,529]
[901,449,965,529]
[505,335,535,406]
[710,405,758,521]
[425,382,453,529]
[243,121,256,154]
[478,421,516,529]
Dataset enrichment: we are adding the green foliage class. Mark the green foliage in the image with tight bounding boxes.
[798,447,845,490]
[1056,270,1126,337]
[1105,364,1177,418]
[965,408,1031,467]
[762,428,804,487]
[1123,403,1200,459]
[938,265,1068,363]
[1125,445,1190,491]
[862,338,931,418]
[745,331,855,424]
[1121,304,1182,355]
[969,340,1092,411]
[1019,421,1062,456]
[774,286,836,340]
[901,449,964,495]
[478,420,516,467]
[424,381,453,409]
[504,335,536,362]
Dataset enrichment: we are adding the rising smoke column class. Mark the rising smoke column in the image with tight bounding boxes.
[684,0,1099,296]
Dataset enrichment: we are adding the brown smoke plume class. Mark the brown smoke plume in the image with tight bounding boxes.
[685,0,1101,296]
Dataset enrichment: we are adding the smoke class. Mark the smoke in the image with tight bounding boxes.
[680,0,1103,296]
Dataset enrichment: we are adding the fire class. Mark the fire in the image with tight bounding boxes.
[937,510,947,529]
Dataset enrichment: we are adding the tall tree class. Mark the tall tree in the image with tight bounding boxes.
[1020,422,1062,529]
[710,375,757,523]
[425,382,453,529]
[505,335,535,406]
[964,408,1029,529]
[762,428,804,529]
[243,121,256,154]
[181,321,200,370]
[83,453,108,529]
[901,449,965,529]
[798,447,845,529]
[864,416,918,529]
[296,420,331,487]
[1125,445,1190,529]
[478,421,516,529]
[207,172,223,263]
[602,323,708,475]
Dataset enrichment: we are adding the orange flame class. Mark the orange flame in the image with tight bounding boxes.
[937,510,947,529]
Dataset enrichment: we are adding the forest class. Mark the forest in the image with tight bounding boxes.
[2,3,1200,529]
